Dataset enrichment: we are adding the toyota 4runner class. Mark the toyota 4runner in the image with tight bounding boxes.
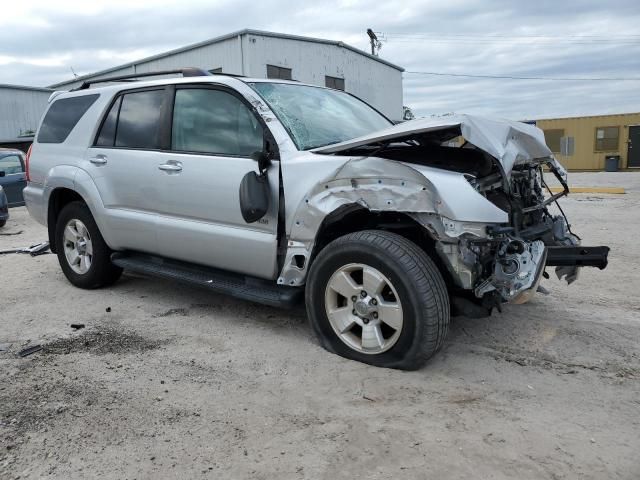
[24,69,609,370]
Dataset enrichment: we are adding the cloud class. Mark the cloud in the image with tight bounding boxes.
[1,0,639,119]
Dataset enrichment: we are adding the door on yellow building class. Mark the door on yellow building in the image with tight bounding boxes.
[629,126,640,168]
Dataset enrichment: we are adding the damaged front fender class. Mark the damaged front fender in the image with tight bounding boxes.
[277,156,507,286]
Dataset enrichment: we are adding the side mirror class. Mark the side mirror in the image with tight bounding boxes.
[239,171,270,223]
[251,151,271,175]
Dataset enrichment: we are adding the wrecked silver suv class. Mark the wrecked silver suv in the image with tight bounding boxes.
[24,69,608,370]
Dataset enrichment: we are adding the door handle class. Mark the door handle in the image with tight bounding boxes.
[158,163,182,172]
[89,154,107,165]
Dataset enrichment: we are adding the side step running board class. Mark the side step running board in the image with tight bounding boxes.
[111,252,303,308]
[545,246,610,270]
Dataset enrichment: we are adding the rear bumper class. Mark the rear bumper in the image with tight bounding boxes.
[0,192,8,220]
[23,183,47,226]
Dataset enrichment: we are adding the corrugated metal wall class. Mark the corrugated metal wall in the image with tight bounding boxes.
[0,87,51,140]
[241,34,403,120]
[138,38,243,75]
[537,113,640,170]
[51,32,404,120]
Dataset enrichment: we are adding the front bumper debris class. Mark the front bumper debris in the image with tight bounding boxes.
[475,239,547,304]
[546,246,609,270]
[545,245,610,285]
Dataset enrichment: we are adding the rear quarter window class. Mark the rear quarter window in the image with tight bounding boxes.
[37,94,99,144]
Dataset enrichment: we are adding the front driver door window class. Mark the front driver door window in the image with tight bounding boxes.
[171,88,264,156]
[155,87,279,279]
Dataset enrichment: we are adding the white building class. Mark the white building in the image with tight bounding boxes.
[50,29,405,121]
[0,84,52,142]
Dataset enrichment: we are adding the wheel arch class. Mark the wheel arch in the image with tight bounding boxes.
[313,206,436,260]
[47,188,86,253]
[278,201,455,290]
[311,207,455,287]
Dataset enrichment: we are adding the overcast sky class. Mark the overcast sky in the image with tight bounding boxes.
[1,0,639,119]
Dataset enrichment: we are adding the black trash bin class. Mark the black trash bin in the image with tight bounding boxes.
[605,155,620,172]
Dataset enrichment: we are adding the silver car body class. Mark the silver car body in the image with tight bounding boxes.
[24,76,575,305]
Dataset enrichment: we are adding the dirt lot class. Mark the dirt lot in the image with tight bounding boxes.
[1,172,639,479]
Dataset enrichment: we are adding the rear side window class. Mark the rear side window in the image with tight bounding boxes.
[0,154,24,175]
[37,94,99,143]
[95,96,122,147]
[171,88,263,156]
[114,90,164,149]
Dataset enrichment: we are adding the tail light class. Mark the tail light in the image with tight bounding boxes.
[25,144,32,182]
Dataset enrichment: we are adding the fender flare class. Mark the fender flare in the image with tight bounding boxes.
[45,166,112,250]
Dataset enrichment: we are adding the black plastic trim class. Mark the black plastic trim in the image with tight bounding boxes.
[111,252,303,308]
[73,68,212,90]
[545,246,609,270]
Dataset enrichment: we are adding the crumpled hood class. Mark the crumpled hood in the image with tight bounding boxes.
[313,114,555,176]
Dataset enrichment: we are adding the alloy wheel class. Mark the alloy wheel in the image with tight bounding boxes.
[63,218,93,274]
[324,263,403,354]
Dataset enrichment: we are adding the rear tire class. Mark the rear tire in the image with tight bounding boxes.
[0,219,5,228]
[306,230,449,370]
[55,201,122,289]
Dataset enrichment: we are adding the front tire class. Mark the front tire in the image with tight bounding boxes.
[306,230,449,370]
[55,201,122,289]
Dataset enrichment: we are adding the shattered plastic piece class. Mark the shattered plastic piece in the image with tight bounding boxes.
[555,265,580,284]
[29,242,51,256]
[0,241,50,256]
[105,307,111,313]
[18,345,43,357]
[536,285,551,295]
[70,324,85,330]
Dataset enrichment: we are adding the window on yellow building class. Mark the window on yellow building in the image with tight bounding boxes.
[543,129,564,153]
[594,126,619,152]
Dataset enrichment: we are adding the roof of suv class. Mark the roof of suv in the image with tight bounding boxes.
[56,76,326,98]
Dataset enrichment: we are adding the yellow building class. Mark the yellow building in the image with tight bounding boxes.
[535,112,640,170]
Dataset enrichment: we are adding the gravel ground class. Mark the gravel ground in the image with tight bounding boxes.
[1,172,639,480]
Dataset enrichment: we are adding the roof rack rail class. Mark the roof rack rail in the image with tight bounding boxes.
[73,68,212,90]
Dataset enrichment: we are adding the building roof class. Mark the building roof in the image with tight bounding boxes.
[532,111,640,122]
[49,29,404,88]
[0,84,53,93]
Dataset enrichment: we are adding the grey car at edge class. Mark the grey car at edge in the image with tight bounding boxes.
[0,185,8,227]
[23,70,609,370]
[0,148,27,208]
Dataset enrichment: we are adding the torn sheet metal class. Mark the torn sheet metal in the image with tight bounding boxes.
[313,114,562,177]
[287,156,507,237]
